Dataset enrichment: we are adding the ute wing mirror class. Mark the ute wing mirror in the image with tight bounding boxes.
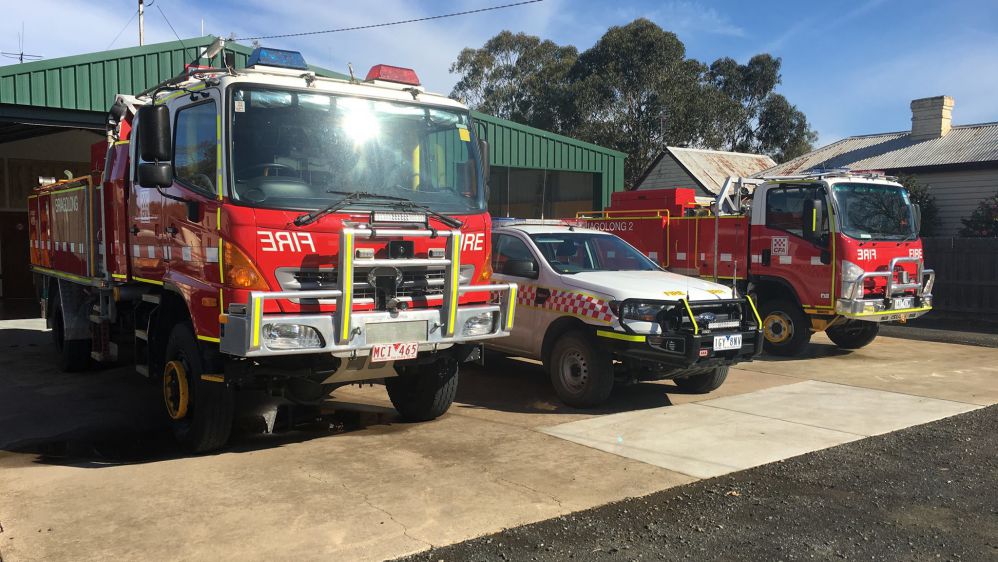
[505,259,538,279]
[137,104,173,188]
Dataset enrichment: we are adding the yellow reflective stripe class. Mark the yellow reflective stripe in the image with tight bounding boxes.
[218,238,224,283]
[49,185,86,194]
[251,297,262,348]
[850,306,931,317]
[596,330,646,342]
[133,276,164,286]
[216,208,221,230]
[746,295,763,327]
[812,208,817,231]
[681,299,699,335]
[218,288,224,315]
[197,335,220,343]
[505,284,517,330]
[447,234,461,336]
[31,265,93,285]
[200,374,224,382]
[111,273,128,280]
[340,232,354,342]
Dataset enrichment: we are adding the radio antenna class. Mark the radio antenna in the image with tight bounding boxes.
[1,23,43,63]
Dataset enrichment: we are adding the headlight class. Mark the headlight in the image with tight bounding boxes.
[263,323,324,350]
[840,260,865,299]
[462,312,496,336]
[620,302,667,322]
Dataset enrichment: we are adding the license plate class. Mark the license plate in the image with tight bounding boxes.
[370,342,419,363]
[713,334,742,351]
[892,297,914,310]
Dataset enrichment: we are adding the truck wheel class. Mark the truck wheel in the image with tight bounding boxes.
[548,330,614,408]
[825,320,879,349]
[386,358,459,421]
[163,323,234,453]
[52,301,91,372]
[674,366,729,393]
[759,298,811,356]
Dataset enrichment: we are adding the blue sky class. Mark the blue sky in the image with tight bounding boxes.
[3,0,997,145]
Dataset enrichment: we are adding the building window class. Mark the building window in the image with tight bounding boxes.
[173,101,217,193]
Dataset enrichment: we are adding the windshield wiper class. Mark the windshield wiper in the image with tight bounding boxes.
[294,191,406,226]
[328,190,463,229]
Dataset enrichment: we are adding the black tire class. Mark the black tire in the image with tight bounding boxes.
[162,323,234,452]
[674,366,729,393]
[759,298,811,356]
[825,320,879,349]
[52,301,91,372]
[385,358,459,421]
[548,330,614,408]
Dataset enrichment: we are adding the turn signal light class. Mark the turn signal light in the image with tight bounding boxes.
[223,241,269,290]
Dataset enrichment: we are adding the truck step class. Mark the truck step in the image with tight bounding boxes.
[141,293,161,304]
[136,364,150,377]
[89,314,105,323]
[135,329,148,341]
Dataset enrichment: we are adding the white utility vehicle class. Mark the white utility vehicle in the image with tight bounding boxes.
[488,220,763,407]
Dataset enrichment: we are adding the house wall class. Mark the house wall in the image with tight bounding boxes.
[910,168,998,236]
[636,154,708,196]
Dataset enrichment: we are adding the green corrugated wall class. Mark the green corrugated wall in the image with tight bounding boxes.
[472,111,625,208]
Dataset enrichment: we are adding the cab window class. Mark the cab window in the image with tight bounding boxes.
[173,101,218,194]
[491,234,538,278]
[766,185,827,239]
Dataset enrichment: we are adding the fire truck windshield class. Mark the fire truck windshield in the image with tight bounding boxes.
[229,87,484,214]
[529,232,659,274]
[831,182,917,241]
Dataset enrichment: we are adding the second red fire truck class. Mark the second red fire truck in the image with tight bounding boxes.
[579,171,934,356]
[28,42,516,451]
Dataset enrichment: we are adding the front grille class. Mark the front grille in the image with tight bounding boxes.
[277,267,447,300]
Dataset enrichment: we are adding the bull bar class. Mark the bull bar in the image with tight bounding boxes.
[836,256,935,321]
[220,226,517,358]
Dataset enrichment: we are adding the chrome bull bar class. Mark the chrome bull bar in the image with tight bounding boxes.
[220,225,517,357]
[836,256,935,320]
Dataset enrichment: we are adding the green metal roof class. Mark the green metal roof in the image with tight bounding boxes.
[0,35,346,114]
[473,111,626,205]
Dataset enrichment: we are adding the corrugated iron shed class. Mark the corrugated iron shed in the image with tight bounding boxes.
[0,36,346,115]
[760,122,998,176]
[635,146,775,195]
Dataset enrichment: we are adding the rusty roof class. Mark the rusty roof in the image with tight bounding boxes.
[760,122,998,176]
[636,147,776,194]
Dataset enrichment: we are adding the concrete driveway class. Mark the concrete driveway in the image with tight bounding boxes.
[1,319,995,561]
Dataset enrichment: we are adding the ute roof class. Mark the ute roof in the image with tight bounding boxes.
[494,221,609,236]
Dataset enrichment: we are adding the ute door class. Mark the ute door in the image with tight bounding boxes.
[751,184,833,310]
[163,96,224,306]
[490,232,543,355]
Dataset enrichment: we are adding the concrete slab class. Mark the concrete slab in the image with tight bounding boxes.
[541,380,979,480]
[739,333,998,406]
[702,380,979,436]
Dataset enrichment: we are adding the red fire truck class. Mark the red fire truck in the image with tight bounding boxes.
[28,42,516,451]
[578,170,934,356]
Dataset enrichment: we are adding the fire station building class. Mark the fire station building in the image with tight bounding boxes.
[0,36,624,305]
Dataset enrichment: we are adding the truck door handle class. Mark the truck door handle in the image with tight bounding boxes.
[166,225,179,236]
[535,288,551,305]
[130,225,140,235]
[761,249,771,266]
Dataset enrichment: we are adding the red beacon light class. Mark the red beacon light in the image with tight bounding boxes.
[366,64,421,86]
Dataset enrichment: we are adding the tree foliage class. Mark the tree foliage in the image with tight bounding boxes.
[896,174,940,236]
[959,191,998,238]
[450,19,818,187]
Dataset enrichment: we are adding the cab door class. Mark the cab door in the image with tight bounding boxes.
[489,232,543,356]
[129,118,166,283]
[751,184,834,309]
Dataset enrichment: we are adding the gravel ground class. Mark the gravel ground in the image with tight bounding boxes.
[400,405,998,561]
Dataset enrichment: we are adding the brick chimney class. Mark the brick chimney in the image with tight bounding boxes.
[910,95,954,140]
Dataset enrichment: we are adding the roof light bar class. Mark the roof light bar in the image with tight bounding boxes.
[365,64,420,86]
[247,47,309,71]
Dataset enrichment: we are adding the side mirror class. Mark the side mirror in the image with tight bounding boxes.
[802,198,823,242]
[138,104,171,162]
[505,259,538,279]
[138,162,173,188]
[478,138,490,186]
[912,203,922,234]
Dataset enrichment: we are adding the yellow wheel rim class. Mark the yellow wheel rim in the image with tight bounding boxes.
[764,312,793,344]
[163,360,190,421]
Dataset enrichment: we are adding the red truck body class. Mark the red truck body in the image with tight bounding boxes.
[579,174,934,356]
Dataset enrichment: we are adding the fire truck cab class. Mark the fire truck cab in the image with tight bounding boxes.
[29,43,516,451]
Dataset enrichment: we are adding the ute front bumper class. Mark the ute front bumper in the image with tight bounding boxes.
[220,284,517,358]
[595,297,763,371]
